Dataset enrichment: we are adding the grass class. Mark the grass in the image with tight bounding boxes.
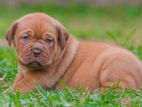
[0,4,142,106]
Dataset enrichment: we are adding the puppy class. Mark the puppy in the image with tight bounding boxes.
[6,13,142,92]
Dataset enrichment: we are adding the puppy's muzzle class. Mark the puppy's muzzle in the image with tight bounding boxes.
[31,43,43,57]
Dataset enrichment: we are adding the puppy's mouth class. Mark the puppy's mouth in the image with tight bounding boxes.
[29,60,42,68]
[20,59,42,68]
[19,55,52,69]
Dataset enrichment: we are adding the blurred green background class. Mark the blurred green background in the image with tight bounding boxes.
[0,1,142,63]
[0,0,142,63]
[0,1,142,46]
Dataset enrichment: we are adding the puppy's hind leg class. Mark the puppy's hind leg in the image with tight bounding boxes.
[99,55,142,90]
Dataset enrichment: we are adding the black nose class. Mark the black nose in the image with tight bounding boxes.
[31,47,43,57]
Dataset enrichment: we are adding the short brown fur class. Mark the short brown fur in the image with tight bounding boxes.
[6,13,142,92]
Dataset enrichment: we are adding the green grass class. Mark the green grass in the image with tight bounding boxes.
[0,4,142,106]
[1,4,142,44]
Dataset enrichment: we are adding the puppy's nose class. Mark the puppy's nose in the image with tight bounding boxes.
[32,44,43,57]
[32,48,42,56]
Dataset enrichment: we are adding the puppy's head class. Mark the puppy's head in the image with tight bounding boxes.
[6,13,69,69]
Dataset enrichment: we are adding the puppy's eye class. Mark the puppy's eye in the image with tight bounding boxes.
[46,36,54,47]
[21,34,31,42]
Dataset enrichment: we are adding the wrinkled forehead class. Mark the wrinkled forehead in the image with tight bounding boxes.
[16,18,57,35]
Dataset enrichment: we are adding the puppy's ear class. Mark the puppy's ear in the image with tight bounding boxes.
[56,26,69,49]
[5,22,18,46]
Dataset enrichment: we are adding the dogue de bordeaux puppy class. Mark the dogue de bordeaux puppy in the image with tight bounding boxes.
[6,13,142,93]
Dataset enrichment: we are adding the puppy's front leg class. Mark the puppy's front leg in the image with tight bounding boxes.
[13,73,36,93]
[13,71,24,86]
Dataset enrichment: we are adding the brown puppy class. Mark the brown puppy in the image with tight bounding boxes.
[6,13,142,92]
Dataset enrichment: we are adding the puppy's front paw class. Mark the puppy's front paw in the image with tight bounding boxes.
[13,78,35,93]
